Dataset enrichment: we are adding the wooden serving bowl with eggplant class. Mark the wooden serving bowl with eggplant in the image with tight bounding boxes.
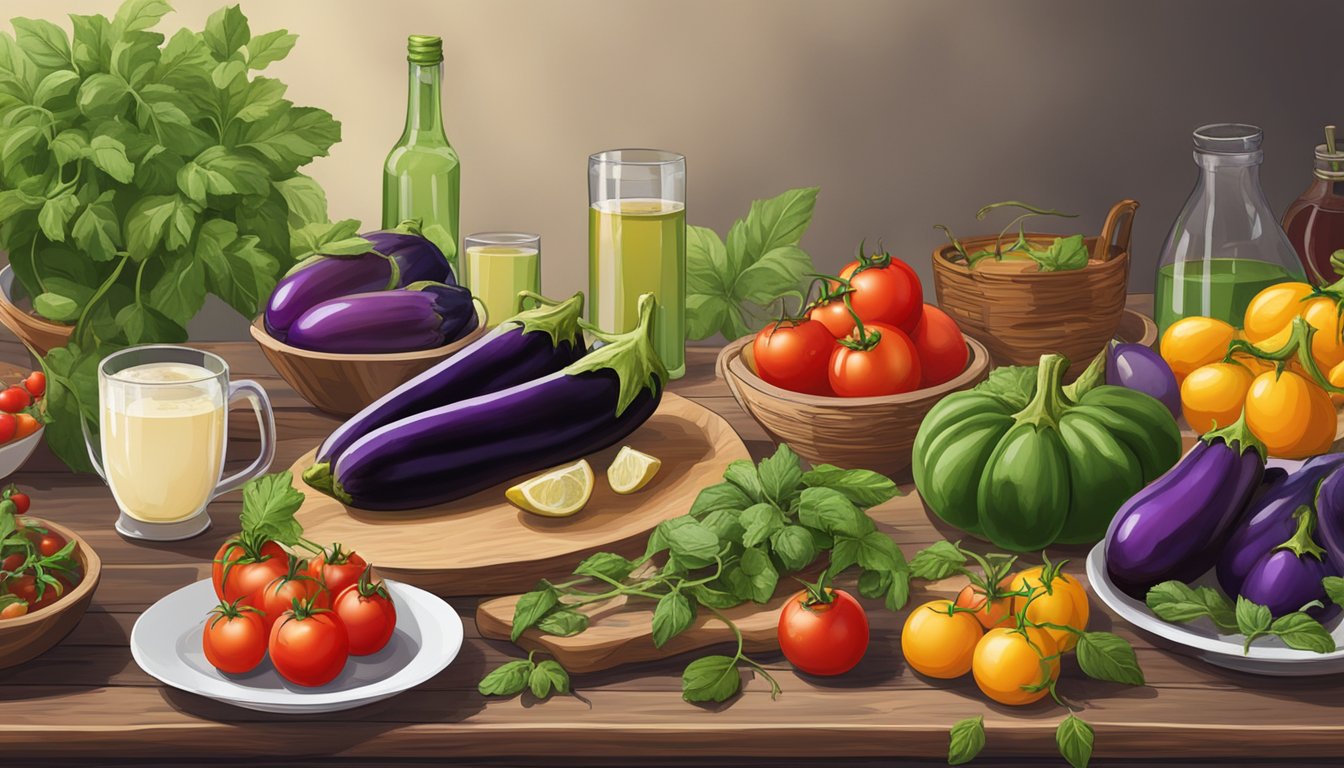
[252,224,488,416]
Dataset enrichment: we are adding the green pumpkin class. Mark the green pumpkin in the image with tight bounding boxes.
[912,353,1182,552]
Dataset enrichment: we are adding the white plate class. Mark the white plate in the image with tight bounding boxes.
[1085,543,1344,676]
[131,578,462,713]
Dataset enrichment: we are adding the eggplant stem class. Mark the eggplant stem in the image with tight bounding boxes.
[1274,505,1328,560]
[1201,407,1267,458]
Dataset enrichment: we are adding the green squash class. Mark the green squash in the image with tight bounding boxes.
[912,353,1182,551]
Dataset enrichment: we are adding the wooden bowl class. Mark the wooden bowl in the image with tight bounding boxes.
[250,303,489,416]
[0,265,73,356]
[1117,307,1159,348]
[0,518,101,669]
[716,334,991,478]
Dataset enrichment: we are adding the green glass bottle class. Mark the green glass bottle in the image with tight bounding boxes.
[383,35,461,274]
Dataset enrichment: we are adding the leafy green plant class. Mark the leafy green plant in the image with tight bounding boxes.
[0,0,349,470]
[479,444,909,703]
[1147,579,1337,654]
[685,187,820,340]
[935,201,1090,272]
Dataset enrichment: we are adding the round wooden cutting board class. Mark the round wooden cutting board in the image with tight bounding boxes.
[289,393,749,597]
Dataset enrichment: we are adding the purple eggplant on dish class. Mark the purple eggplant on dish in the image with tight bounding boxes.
[285,282,476,354]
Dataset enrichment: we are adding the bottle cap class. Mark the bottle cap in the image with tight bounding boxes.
[407,35,443,65]
[1192,123,1263,155]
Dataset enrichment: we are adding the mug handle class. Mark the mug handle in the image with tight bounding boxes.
[213,379,277,498]
[80,414,106,481]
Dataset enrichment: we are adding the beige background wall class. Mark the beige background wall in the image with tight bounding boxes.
[5,0,1340,339]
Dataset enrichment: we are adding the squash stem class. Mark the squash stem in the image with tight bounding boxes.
[1013,354,1070,428]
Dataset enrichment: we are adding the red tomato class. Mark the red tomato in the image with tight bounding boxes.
[306,545,368,599]
[25,526,67,558]
[808,299,856,339]
[0,413,17,443]
[8,491,29,514]
[203,601,267,674]
[911,305,969,387]
[753,319,835,396]
[829,323,921,397]
[8,573,61,611]
[213,539,289,607]
[777,587,870,676]
[1,553,23,572]
[258,557,330,631]
[269,601,349,687]
[22,371,44,400]
[838,255,923,333]
[14,413,39,439]
[0,386,31,413]
[333,568,397,656]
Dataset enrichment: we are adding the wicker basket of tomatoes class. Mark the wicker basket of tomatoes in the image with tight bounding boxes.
[717,246,990,477]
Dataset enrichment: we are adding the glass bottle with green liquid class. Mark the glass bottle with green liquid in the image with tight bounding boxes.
[1155,123,1306,335]
[383,35,461,275]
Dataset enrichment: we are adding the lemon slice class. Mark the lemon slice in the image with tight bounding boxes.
[607,446,661,494]
[506,460,594,517]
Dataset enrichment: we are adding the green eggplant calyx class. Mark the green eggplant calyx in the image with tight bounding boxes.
[1201,408,1266,459]
[568,292,668,417]
[302,462,335,495]
[1013,353,1071,429]
[507,292,585,348]
[392,218,425,237]
[381,249,402,291]
[1275,505,1328,560]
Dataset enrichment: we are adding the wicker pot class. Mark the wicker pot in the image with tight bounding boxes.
[931,200,1138,379]
[0,265,73,356]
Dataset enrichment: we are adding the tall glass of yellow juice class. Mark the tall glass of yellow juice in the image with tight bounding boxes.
[464,232,541,326]
[588,150,686,379]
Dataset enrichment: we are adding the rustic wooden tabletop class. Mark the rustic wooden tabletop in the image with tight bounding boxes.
[0,299,1340,767]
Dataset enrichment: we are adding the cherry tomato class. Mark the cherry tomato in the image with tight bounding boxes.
[8,573,62,611]
[306,545,368,599]
[213,539,289,608]
[1009,565,1090,652]
[1,553,24,572]
[21,371,44,400]
[901,599,983,679]
[838,255,923,333]
[808,299,856,339]
[752,319,835,396]
[954,580,1015,630]
[1243,282,1314,344]
[258,557,330,632]
[203,601,267,675]
[333,567,398,656]
[25,527,67,558]
[910,304,968,387]
[1244,369,1336,459]
[0,413,17,444]
[269,601,349,687]
[777,587,869,676]
[14,413,39,440]
[0,386,31,414]
[8,491,29,515]
[1160,316,1236,379]
[972,626,1060,706]
[0,600,27,619]
[829,322,921,397]
[1180,362,1254,434]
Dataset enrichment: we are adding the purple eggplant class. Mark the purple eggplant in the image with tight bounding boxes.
[1238,505,1340,620]
[304,293,587,488]
[319,294,667,511]
[264,224,453,341]
[1217,454,1344,597]
[1105,341,1181,418]
[286,282,477,354]
[1105,414,1266,598]
[1315,464,1344,575]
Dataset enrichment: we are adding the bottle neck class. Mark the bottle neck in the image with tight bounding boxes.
[403,61,445,140]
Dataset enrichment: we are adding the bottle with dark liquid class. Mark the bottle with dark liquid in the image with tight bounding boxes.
[1282,125,1344,285]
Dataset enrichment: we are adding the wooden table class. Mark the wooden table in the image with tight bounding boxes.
[0,327,1340,767]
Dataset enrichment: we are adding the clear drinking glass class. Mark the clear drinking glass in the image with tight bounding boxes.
[84,346,276,541]
[464,232,541,326]
[588,149,686,379]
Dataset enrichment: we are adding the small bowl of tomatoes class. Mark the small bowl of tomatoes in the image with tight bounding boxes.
[716,248,990,478]
[0,507,102,669]
[0,368,46,480]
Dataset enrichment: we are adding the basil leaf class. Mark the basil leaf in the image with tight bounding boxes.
[88,135,135,183]
[885,570,911,611]
[573,552,636,583]
[734,245,811,307]
[1323,576,1344,607]
[723,460,764,502]
[536,609,588,638]
[244,29,298,71]
[651,590,695,648]
[855,530,904,573]
[798,487,873,537]
[203,4,251,60]
[681,655,741,703]
[478,659,533,697]
[756,443,803,506]
[701,509,746,544]
[510,585,559,642]
[114,0,173,35]
[858,569,890,600]
[1235,596,1272,638]
[530,659,569,698]
[740,503,786,549]
[1269,612,1336,654]
[769,525,817,572]
[909,540,967,581]
[33,293,80,323]
[689,481,753,519]
[688,583,741,610]
[37,193,79,243]
[1074,631,1145,686]
[948,716,986,766]
[665,520,720,569]
[800,464,900,508]
[238,471,304,545]
[739,546,778,603]
[829,536,860,575]
[1056,715,1095,768]
[1145,581,1237,631]
[12,18,72,70]
[744,186,819,257]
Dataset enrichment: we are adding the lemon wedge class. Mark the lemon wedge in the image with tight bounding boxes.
[607,446,661,494]
[506,460,594,517]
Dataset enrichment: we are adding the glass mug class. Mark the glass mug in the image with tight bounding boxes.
[463,232,542,326]
[84,346,277,541]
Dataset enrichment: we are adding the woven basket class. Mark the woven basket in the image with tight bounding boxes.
[931,200,1138,379]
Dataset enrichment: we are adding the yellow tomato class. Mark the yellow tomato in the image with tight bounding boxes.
[1330,359,1344,406]
[972,627,1061,706]
[1255,296,1344,371]
[1009,566,1090,652]
[1181,362,1254,434]
[1161,316,1236,379]
[901,599,983,679]
[1244,370,1336,459]
[1243,282,1314,343]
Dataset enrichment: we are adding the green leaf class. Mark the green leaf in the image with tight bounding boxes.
[33,293,80,322]
[666,520,721,569]
[974,365,1038,410]
[67,191,118,263]
[239,472,304,546]
[235,76,288,122]
[829,536,860,575]
[686,224,730,296]
[681,654,741,703]
[0,187,43,220]
[948,716,986,766]
[157,28,214,88]
[244,28,297,70]
[1028,234,1090,272]
[689,481,753,519]
[241,105,341,174]
[478,659,532,697]
[113,0,173,35]
[801,464,901,509]
[769,525,817,572]
[1056,715,1094,768]
[1323,576,1344,607]
[50,128,89,165]
[733,244,812,307]
[1269,612,1336,654]
[12,18,72,70]
[124,194,176,259]
[723,459,764,502]
[855,530,904,573]
[197,223,276,318]
[688,583,741,610]
[511,585,560,642]
[177,162,208,204]
[652,590,695,648]
[1075,631,1145,686]
[115,302,187,345]
[756,443,803,506]
[148,250,207,323]
[33,70,80,106]
[195,145,271,197]
[1145,581,1237,632]
[204,4,251,60]
[535,609,589,637]
[909,540,968,581]
[529,659,569,699]
[797,487,873,538]
[701,509,746,543]
[76,72,130,119]
[272,174,327,227]
[88,135,135,183]
[70,13,111,74]
[685,293,731,341]
[37,193,79,242]
[739,546,778,602]
[744,186,819,258]
[858,569,890,599]
[573,552,636,583]
[739,503,786,548]
[885,571,910,611]
[1235,596,1272,638]
[1,125,41,171]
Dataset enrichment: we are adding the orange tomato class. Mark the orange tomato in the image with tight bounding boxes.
[1009,566,1090,652]
[1242,282,1314,343]
[1244,370,1336,459]
[972,627,1061,706]
[1161,316,1236,379]
[14,413,40,439]
[901,599,983,679]
[954,578,1015,630]
[1329,359,1344,406]
[1181,362,1254,434]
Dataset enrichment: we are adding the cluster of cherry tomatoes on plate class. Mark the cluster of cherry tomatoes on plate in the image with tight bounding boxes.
[0,371,45,444]
[207,540,397,687]
[0,486,82,619]
[753,247,967,397]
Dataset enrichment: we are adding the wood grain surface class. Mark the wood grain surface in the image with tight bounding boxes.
[289,393,750,596]
[0,296,1341,765]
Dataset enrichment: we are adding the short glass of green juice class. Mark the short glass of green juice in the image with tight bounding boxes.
[463,232,541,327]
